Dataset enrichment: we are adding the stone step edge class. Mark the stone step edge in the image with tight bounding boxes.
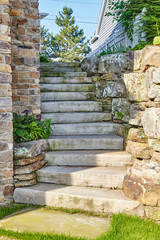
[44,150,132,167]
[13,183,144,216]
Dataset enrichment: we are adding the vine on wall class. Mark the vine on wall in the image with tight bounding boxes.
[106,0,160,42]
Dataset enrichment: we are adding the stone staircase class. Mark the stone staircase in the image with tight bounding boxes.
[14,62,143,215]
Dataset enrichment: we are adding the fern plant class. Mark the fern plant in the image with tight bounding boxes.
[13,113,53,143]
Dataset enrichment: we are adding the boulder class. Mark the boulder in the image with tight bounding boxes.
[98,52,134,74]
[142,108,160,139]
[81,56,99,75]
[112,98,130,122]
[123,161,160,206]
[15,160,47,175]
[14,139,49,159]
[127,128,148,143]
[141,45,160,71]
[126,140,153,159]
[14,154,45,166]
[123,73,148,102]
[148,139,160,152]
[96,80,127,99]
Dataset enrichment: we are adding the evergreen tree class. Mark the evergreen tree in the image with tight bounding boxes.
[40,26,58,57]
[53,7,91,62]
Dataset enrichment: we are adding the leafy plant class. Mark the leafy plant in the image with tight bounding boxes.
[40,54,52,63]
[97,43,129,58]
[106,0,160,42]
[13,113,53,143]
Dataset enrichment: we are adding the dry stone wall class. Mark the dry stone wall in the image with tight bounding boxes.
[82,45,160,212]
[10,0,41,116]
[0,0,13,203]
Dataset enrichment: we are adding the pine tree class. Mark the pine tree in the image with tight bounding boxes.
[52,7,91,62]
[40,26,58,57]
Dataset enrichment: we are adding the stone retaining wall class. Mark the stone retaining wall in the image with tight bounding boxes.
[82,45,160,210]
[0,0,13,203]
[10,0,41,116]
[13,140,48,188]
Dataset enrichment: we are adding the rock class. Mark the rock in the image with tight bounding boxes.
[141,45,160,71]
[123,73,148,102]
[14,140,49,159]
[15,160,47,175]
[145,206,160,221]
[112,98,130,122]
[14,154,45,166]
[133,50,142,71]
[126,140,153,159]
[129,103,146,127]
[153,36,160,45]
[123,161,160,206]
[127,128,148,143]
[14,173,36,181]
[152,151,160,162]
[15,178,36,188]
[148,139,160,152]
[116,124,130,138]
[142,108,160,139]
[98,52,134,74]
[96,80,127,99]
[148,85,160,101]
[81,56,99,75]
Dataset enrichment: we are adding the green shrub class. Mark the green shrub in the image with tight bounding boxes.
[13,113,53,143]
[40,54,52,63]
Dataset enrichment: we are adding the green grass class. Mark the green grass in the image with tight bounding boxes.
[0,205,160,240]
[0,204,29,220]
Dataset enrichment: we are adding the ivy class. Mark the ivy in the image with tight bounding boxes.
[106,0,160,42]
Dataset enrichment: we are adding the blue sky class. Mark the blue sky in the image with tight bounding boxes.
[39,0,102,41]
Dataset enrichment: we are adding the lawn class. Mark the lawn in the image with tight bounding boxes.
[0,204,160,240]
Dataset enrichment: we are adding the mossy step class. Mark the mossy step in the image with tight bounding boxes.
[40,83,94,92]
[40,67,82,73]
[40,77,92,84]
[41,101,103,113]
[36,166,127,189]
[41,72,87,78]
[14,183,143,215]
[41,112,111,123]
[48,135,124,151]
[41,92,95,101]
[51,122,121,136]
[45,150,132,167]
[40,62,80,68]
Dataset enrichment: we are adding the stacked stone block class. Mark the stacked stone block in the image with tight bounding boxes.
[82,45,160,209]
[10,0,41,115]
[0,0,13,203]
[13,140,48,187]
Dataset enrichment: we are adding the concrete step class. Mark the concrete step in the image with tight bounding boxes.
[40,77,92,84]
[40,84,94,93]
[14,183,143,215]
[41,92,95,101]
[41,101,102,113]
[41,67,82,73]
[41,113,111,123]
[52,123,121,136]
[40,62,81,72]
[45,151,132,167]
[41,72,87,78]
[36,166,127,189]
[48,135,124,151]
